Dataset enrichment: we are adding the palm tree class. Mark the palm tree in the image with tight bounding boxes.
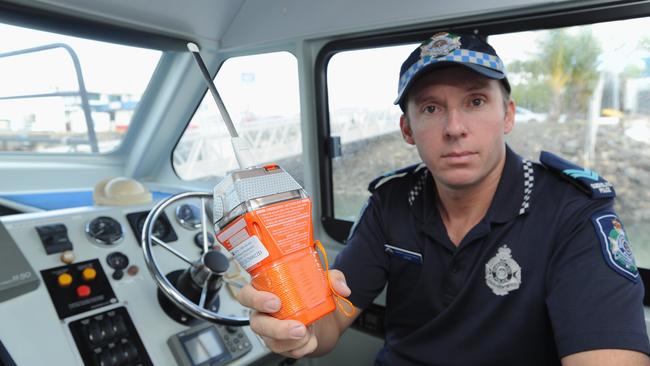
[507,28,601,122]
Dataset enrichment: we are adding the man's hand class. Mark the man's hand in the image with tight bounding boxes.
[236,269,352,359]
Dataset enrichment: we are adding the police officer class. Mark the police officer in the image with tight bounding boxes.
[237,32,650,365]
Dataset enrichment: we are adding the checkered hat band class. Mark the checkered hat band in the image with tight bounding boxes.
[398,49,505,94]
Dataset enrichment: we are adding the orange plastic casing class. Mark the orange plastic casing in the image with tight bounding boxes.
[217,197,335,325]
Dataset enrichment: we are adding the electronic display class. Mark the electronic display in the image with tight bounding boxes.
[183,328,224,364]
[168,323,252,366]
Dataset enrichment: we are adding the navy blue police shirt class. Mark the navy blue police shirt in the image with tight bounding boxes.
[332,145,650,365]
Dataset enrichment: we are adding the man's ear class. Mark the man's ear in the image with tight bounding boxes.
[504,99,515,134]
[400,115,415,145]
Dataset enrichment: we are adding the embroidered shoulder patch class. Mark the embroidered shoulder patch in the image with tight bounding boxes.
[591,212,639,282]
[539,151,614,199]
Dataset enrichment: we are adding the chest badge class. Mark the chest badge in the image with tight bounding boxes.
[485,245,522,296]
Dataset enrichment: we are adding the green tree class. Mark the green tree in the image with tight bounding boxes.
[507,28,601,122]
[563,30,601,119]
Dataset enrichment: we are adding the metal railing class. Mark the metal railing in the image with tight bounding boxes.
[0,43,98,152]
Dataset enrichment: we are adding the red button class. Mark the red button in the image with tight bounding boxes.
[263,164,278,171]
[76,285,91,298]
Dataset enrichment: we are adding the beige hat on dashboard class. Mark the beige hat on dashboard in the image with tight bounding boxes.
[93,177,152,206]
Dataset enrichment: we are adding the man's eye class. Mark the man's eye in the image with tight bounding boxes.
[424,105,437,113]
[471,98,484,107]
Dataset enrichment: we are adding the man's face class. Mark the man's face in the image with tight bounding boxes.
[400,67,515,190]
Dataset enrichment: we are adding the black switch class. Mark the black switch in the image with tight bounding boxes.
[112,344,128,365]
[111,270,124,281]
[100,316,116,340]
[111,314,128,337]
[125,342,139,362]
[97,350,114,366]
[84,320,103,347]
[36,224,73,254]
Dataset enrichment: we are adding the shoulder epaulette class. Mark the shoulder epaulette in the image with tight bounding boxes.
[368,163,427,193]
[539,151,615,199]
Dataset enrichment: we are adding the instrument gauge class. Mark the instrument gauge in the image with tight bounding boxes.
[137,216,169,240]
[175,203,202,230]
[85,216,124,245]
[106,252,129,270]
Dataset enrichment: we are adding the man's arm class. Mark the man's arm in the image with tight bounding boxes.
[237,269,360,359]
[562,349,650,365]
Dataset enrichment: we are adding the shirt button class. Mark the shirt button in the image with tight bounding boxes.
[452,265,461,273]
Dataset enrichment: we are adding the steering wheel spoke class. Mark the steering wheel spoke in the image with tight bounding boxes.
[198,274,210,309]
[151,236,198,268]
[141,191,249,326]
[200,197,210,254]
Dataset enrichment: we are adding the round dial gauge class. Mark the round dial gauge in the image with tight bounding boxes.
[106,252,129,270]
[86,216,124,245]
[175,203,202,230]
[137,216,169,240]
[194,232,215,249]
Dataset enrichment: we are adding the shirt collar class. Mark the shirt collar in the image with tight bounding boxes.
[486,145,532,223]
[412,145,533,225]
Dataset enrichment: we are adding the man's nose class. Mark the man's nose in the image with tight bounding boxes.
[443,108,467,138]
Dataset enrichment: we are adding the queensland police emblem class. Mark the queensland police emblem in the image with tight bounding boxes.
[591,212,639,282]
[485,245,521,296]
[420,32,461,58]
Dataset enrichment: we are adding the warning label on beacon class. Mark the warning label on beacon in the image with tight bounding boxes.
[230,235,269,270]
[217,217,269,270]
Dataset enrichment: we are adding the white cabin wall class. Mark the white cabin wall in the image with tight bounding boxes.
[6,0,576,52]
[0,156,123,191]
[221,0,573,50]
[3,0,243,48]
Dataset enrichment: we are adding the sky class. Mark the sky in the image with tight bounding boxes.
[0,23,160,96]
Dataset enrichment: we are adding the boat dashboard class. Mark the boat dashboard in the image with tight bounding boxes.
[0,190,277,366]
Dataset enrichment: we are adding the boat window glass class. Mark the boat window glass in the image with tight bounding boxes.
[327,44,418,221]
[326,17,650,269]
[0,21,161,154]
[174,51,303,183]
[492,18,650,267]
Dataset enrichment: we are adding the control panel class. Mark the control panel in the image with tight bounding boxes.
[36,223,74,254]
[0,200,273,366]
[41,259,117,319]
[69,307,152,366]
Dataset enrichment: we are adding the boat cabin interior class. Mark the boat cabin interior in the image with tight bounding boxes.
[0,0,650,365]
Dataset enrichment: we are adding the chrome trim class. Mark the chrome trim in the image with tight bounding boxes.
[174,203,202,230]
[141,191,249,326]
[84,216,125,246]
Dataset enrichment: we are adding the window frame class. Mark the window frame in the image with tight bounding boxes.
[0,2,189,51]
[171,50,304,182]
[314,0,650,297]
[0,2,188,157]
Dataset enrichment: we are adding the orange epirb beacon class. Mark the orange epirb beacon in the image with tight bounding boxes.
[188,42,350,326]
[213,164,336,325]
